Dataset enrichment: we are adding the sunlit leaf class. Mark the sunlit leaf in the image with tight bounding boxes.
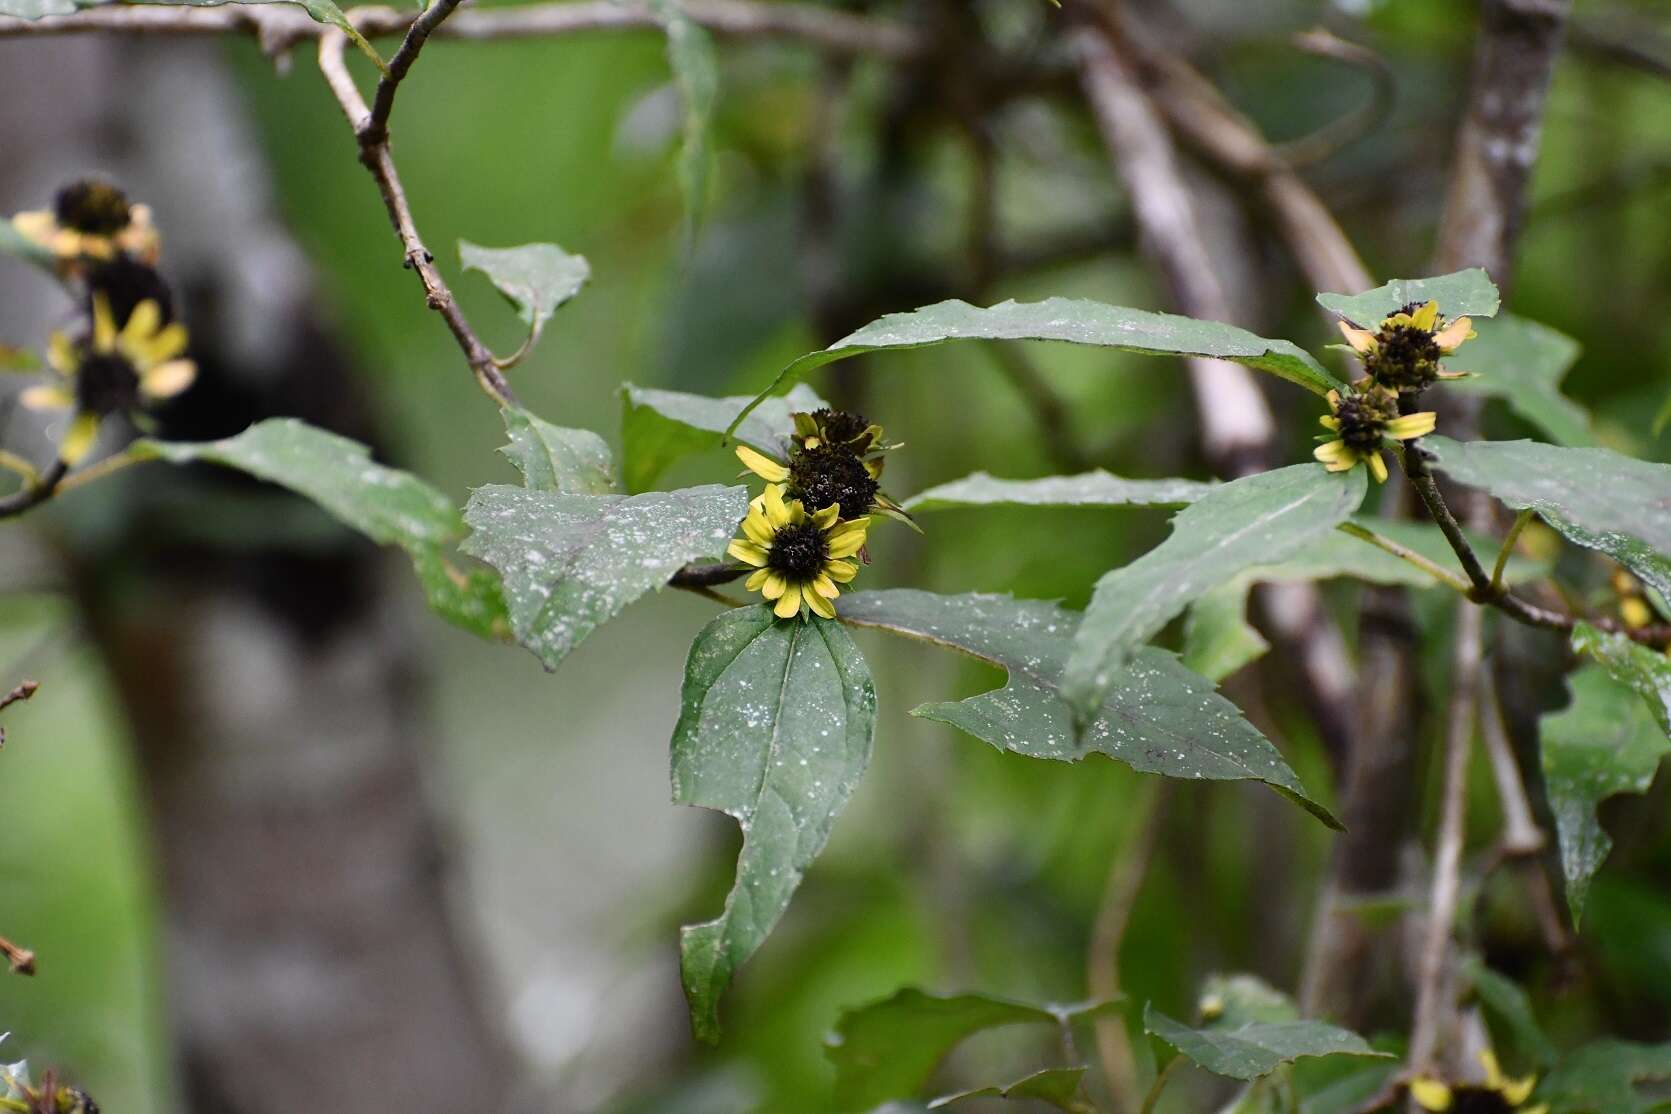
[1143,1003,1389,1081]
[1445,315,1592,447]
[1536,1039,1671,1113]
[905,470,1214,513]
[620,382,826,492]
[461,241,590,356]
[928,1067,1090,1110]
[498,407,616,495]
[1316,268,1500,325]
[674,607,876,1044]
[838,589,1339,828]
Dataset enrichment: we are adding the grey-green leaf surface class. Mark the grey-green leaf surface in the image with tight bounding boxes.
[674,607,875,1044]
[1536,1039,1671,1114]
[928,1068,1090,1110]
[1422,436,1671,602]
[1144,1004,1390,1082]
[1183,583,1269,683]
[460,241,590,353]
[1445,314,1592,447]
[651,0,718,240]
[148,0,379,63]
[1316,268,1500,325]
[141,419,506,638]
[1540,666,1671,920]
[620,382,826,492]
[1571,623,1671,738]
[729,297,1346,435]
[1062,465,1367,727]
[1461,957,1557,1070]
[0,0,79,17]
[839,589,1339,828]
[498,407,616,495]
[461,483,746,669]
[827,987,1113,1111]
[905,470,1215,513]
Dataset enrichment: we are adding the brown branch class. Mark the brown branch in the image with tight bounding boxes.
[0,935,35,976]
[1277,28,1396,168]
[0,459,67,522]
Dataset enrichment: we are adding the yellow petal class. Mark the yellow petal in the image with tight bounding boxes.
[811,503,840,529]
[1313,440,1350,465]
[827,532,867,558]
[140,359,195,400]
[1386,412,1438,440]
[10,210,55,246]
[1338,321,1377,353]
[745,568,770,591]
[1411,300,1440,330]
[1409,1078,1452,1111]
[743,509,774,546]
[735,444,789,483]
[806,589,835,619]
[1319,415,1339,431]
[19,384,73,411]
[46,332,76,376]
[727,539,769,567]
[761,571,787,600]
[1433,316,1474,352]
[59,412,100,465]
[774,584,802,619]
[120,299,160,350]
[763,483,791,528]
[1369,452,1389,484]
[136,322,189,367]
[1479,1051,1505,1090]
[1326,389,1341,406]
[825,560,858,583]
[91,293,116,352]
[1622,597,1653,628]
[811,573,839,598]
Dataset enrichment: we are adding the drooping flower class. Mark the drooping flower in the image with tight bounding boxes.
[10,178,160,269]
[1337,299,1475,395]
[19,295,195,464]
[1313,385,1436,483]
[1410,1050,1546,1114]
[726,483,868,620]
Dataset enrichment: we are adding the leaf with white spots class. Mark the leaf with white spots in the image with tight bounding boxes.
[673,606,876,1044]
[460,241,590,358]
[1571,623,1671,738]
[905,470,1214,513]
[498,407,616,495]
[838,590,1339,828]
[461,483,747,669]
[620,381,827,492]
[1316,268,1500,325]
[1143,1003,1389,1081]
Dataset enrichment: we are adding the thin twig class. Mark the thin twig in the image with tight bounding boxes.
[0,935,35,976]
[1477,669,1543,857]
[0,680,38,715]
[1139,1056,1182,1114]
[0,458,66,521]
[1336,522,1471,594]
[1277,28,1396,167]
[1489,509,1534,594]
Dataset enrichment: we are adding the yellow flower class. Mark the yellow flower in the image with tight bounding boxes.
[20,294,196,464]
[1337,299,1475,394]
[10,179,160,269]
[736,443,790,484]
[727,483,868,620]
[1313,386,1435,483]
[1411,1050,1545,1113]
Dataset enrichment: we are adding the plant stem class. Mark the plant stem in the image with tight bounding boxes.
[1490,509,1534,594]
[1336,522,1471,593]
[1139,1056,1182,1114]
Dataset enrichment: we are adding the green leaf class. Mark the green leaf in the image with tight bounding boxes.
[1461,957,1557,1071]
[0,0,75,18]
[1183,582,1269,683]
[1197,974,1300,1028]
[1571,623,1671,738]
[140,419,506,638]
[461,483,746,669]
[904,470,1215,513]
[728,297,1346,435]
[498,407,616,495]
[146,0,382,67]
[1062,465,1367,728]
[651,0,718,241]
[1540,666,1671,920]
[826,987,1114,1111]
[1422,436,1671,603]
[1315,268,1501,325]
[1143,1004,1390,1082]
[838,589,1340,828]
[460,241,590,356]
[928,1067,1090,1111]
[1537,1039,1671,1114]
[1444,315,1593,447]
[620,382,826,492]
[674,607,876,1044]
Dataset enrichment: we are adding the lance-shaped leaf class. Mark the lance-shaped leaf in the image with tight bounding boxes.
[1422,436,1671,602]
[140,419,506,638]
[905,470,1215,513]
[827,987,1115,1111]
[838,590,1339,827]
[461,241,590,359]
[1316,268,1500,325]
[1571,623,1671,738]
[498,407,616,495]
[1143,1003,1389,1081]
[621,382,827,492]
[1445,315,1592,447]
[1540,666,1671,920]
[1062,465,1367,727]
[928,1068,1090,1111]
[461,483,746,669]
[1536,1039,1671,1114]
[727,298,1345,435]
[674,607,876,1044]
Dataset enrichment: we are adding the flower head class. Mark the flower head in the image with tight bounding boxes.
[20,294,196,463]
[1313,385,1436,483]
[792,407,892,457]
[1410,1050,1545,1114]
[736,407,914,529]
[10,178,160,269]
[727,483,868,620]
[1338,299,1475,395]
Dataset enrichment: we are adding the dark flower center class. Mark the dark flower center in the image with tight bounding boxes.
[53,180,132,237]
[1334,392,1392,451]
[1367,324,1442,392]
[767,521,829,579]
[1447,1087,1515,1114]
[789,445,878,520]
[810,407,872,447]
[76,353,142,416]
[86,257,174,328]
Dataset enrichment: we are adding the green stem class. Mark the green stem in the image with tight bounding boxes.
[1490,508,1535,594]
[1336,522,1470,593]
[1139,1056,1183,1114]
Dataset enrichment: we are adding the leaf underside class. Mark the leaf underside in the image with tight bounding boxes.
[620,382,826,492]
[1143,1003,1389,1081]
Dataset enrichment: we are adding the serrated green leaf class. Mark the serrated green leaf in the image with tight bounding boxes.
[1540,666,1671,920]
[1423,437,1671,603]
[1144,1004,1389,1082]
[139,419,507,638]
[460,241,590,356]
[674,607,875,1044]
[728,298,1345,435]
[1316,268,1500,325]
[905,470,1215,513]
[1444,315,1592,447]
[461,483,745,669]
[1062,465,1366,728]
[650,0,718,242]
[838,589,1339,828]
[1461,957,1557,1071]
[1183,583,1269,683]
[928,1067,1090,1110]
[826,987,1115,1111]
[1571,623,1671,738]
[620,382,826,492]
[1537,1039,1671,1113]
[498,407,615,495]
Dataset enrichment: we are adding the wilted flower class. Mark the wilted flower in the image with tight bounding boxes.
[1337,300,1475,395]
[727,483,867,620]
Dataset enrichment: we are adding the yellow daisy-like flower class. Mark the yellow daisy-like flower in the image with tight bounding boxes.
[727,483,868,620]
[1313,386,1436,483]
[20,294,196,464]
[1337,299,1475,395]
[1410,1049,1546,1114]
[10,179,160,270]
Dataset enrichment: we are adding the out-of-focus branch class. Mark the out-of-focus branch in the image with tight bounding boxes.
[0,459,66,521]
[1569,14,1671,82]
[1277,28,1396,168]
[0,935,35,976]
